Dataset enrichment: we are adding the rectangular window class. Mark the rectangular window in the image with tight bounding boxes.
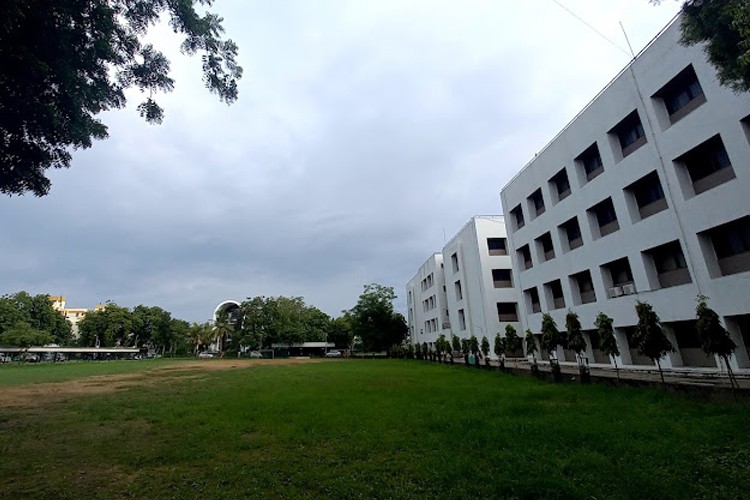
[511,204,525,230]
[492,269,513,288]
[628,171,667,219]
[525,287,541,314]
[610,110,647,157]
[497,302,519,322]
[572,270,596,304]
[588,198,619,238]
[535,232,555,262]
[545,279,565,310]
[454,280,463,301]
[528,188,545,218]
[458,309,466,331]
[646,240,692,288]
[603,257,635,298]
[676,134,735,195]
[560,217,583,251]
[705,216,750,276]
[487,237,507,256]
[451,253,459,273]
[654,65,706,124]
[549,168,571,202]
[576,142,604,182]
[518,244,533,270]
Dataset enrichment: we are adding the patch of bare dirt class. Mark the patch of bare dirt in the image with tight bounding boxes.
[0,358,325,409]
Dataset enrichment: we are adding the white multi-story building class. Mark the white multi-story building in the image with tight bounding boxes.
[407,216,520,356]
[406,253,449,346]
[500,17,750,371]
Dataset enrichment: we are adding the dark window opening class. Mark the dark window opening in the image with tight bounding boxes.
[676,135,735,195]
[536,232,555,262]
[546,279,565,310]
[705,216,750,276]
[497,302,519,322]
[589,198,619,237]
[576,142,604,181]
[611,110,647,156]
[511,204,525,230]
[487,237,507,256]
[655,65,706,123]
[628,171,667,219]
[647,240,691,288]
[603,257,634,297]
[528,188,545,217]
[526,287,541,314]
[572,270,596,304]
[550,168,571,201]
[518,244,533,270]
[492,269,513,288]
[560,217,583,251]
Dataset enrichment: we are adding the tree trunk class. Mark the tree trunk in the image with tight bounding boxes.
[722,355,739,401]
[611,355,620,383]
[656,358,666,386]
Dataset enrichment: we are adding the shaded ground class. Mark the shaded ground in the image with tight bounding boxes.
[0,358,323,408]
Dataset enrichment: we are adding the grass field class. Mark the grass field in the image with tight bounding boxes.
[1,359,748,499]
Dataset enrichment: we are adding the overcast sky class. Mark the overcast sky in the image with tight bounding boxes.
[0,0,683,322]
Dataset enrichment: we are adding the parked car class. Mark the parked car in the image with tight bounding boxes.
[248,351,263,359]
[198,351,216,359]
[325,350,342,358]
[21,353,40,363]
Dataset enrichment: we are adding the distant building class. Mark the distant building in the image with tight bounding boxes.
[406,216,520,357]
[499,17,750,371]
[49,296,104,338]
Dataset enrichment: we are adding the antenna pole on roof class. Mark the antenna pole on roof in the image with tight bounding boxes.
[619,21,636,59]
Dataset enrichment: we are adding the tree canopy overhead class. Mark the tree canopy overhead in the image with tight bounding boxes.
[1,0,243,196]
[680,0,750,92]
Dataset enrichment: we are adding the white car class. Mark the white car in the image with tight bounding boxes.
[325,350,342,358]
[198,352,215,359]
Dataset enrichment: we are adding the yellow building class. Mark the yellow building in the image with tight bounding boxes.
[49,295,100,338]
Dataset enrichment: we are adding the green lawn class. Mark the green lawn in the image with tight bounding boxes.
[0,358,185,387]
[0,360,748,499]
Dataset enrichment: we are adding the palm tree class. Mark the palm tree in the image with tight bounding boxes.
[212,312,234,354]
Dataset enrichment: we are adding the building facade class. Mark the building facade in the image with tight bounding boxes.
[500,18,750,371]
[49,295,101,338]
[406,216,520,356]
[406,253,449,346]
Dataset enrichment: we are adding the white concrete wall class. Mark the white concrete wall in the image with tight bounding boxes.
[500,18,750,370]
[442,217,519,357]
[406,253,448,347]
